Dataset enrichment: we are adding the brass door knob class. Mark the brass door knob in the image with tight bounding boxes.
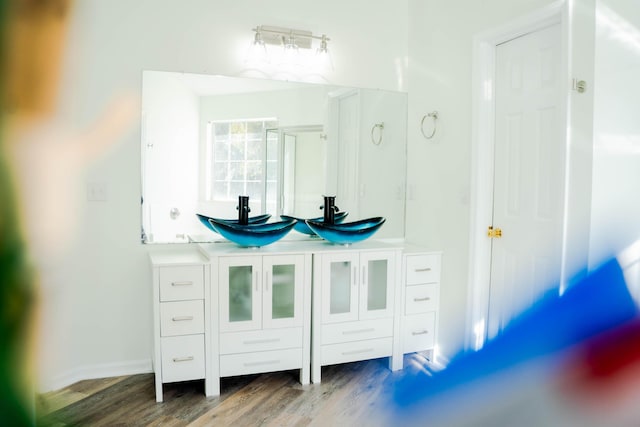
[487,226,502,238]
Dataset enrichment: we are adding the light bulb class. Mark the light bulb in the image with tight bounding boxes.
[315,35,333,71]
[280,34,300,69]
[246,29,269,65]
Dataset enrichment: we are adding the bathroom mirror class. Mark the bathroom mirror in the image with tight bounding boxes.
[141,70,407,243]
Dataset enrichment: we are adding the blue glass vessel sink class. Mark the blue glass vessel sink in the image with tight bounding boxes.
[305,217,386,245]
[196,213,271,234]
[280,211,349,236]
[207,218,296,247]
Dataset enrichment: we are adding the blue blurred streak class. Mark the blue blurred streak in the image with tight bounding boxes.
[393,258,637,412]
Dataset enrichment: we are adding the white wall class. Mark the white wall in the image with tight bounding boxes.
[405,0,558,360]
[142,71,200,243]
[200,88,329,128]
[357,90,408,238]
[39,0,408,391]
[589,0,640,268]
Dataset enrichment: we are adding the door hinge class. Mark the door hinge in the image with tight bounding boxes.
[487,226,502,238]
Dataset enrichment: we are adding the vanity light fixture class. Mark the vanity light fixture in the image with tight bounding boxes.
[249,25,332,70]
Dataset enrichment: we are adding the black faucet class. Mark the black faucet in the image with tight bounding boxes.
[320,195,339,225]
[237,195,251,225]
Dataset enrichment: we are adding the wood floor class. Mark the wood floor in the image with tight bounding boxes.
[36,353,434,426]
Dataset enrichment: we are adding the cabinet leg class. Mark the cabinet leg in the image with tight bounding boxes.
[311,363,321,383]
[427,348,436,365]
[300,366,310,385]
[389,355,402,371]
[205,376,221,397]
[155,378,163,403]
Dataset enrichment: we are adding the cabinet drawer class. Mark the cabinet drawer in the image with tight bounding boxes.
[160,300,204,337]
[321,318,393,345]
[220,348,302,377]
[402,313,436,354]
[160,335,205,383]
[220,328,303,355]
[321,337,392,366]
[405,254,440,285]
[159,265,204,302]
[405,284,439,314]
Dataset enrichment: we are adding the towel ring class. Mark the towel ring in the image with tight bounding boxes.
[420,111,438,140]
[371,122,384,145]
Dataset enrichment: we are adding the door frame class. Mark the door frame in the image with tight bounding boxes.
[465,0,595,351]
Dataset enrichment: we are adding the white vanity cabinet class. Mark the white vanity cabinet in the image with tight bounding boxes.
[311,246,402,383]
[149,250,212,402]
[149,242,440,401]
[400,250,441,362]
[204,246,312,393]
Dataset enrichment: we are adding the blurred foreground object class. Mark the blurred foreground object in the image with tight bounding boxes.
[0,149,35,424]
[4,0,137,258]
[392,258,640,426]
[1,1,75,424]
[2,0,139,422]
[5,0,72,117]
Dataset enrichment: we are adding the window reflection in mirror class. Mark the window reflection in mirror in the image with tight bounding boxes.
[205,119,278,214]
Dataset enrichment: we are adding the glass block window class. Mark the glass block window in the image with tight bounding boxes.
[207,119,277,203]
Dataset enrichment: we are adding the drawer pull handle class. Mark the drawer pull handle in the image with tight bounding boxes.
[243,338,280,345]
[342,328,375,335]
[414,297,431,302]
[342,348,373,356]
[414,267,432,272]
[171,281,193,287]
[172,356,194,362]
[412,330,429,336]
[244,360,279,367]
[172,316,194,322]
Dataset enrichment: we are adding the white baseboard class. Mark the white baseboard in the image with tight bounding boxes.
[40,359,153,393]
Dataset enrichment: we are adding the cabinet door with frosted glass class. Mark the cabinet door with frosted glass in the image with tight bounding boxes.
[219,256,262,332]
[320,252,360,323]
[358,251,395,320]
[262,254,305,329]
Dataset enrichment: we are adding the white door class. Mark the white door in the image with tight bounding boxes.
[487,23,565,337]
